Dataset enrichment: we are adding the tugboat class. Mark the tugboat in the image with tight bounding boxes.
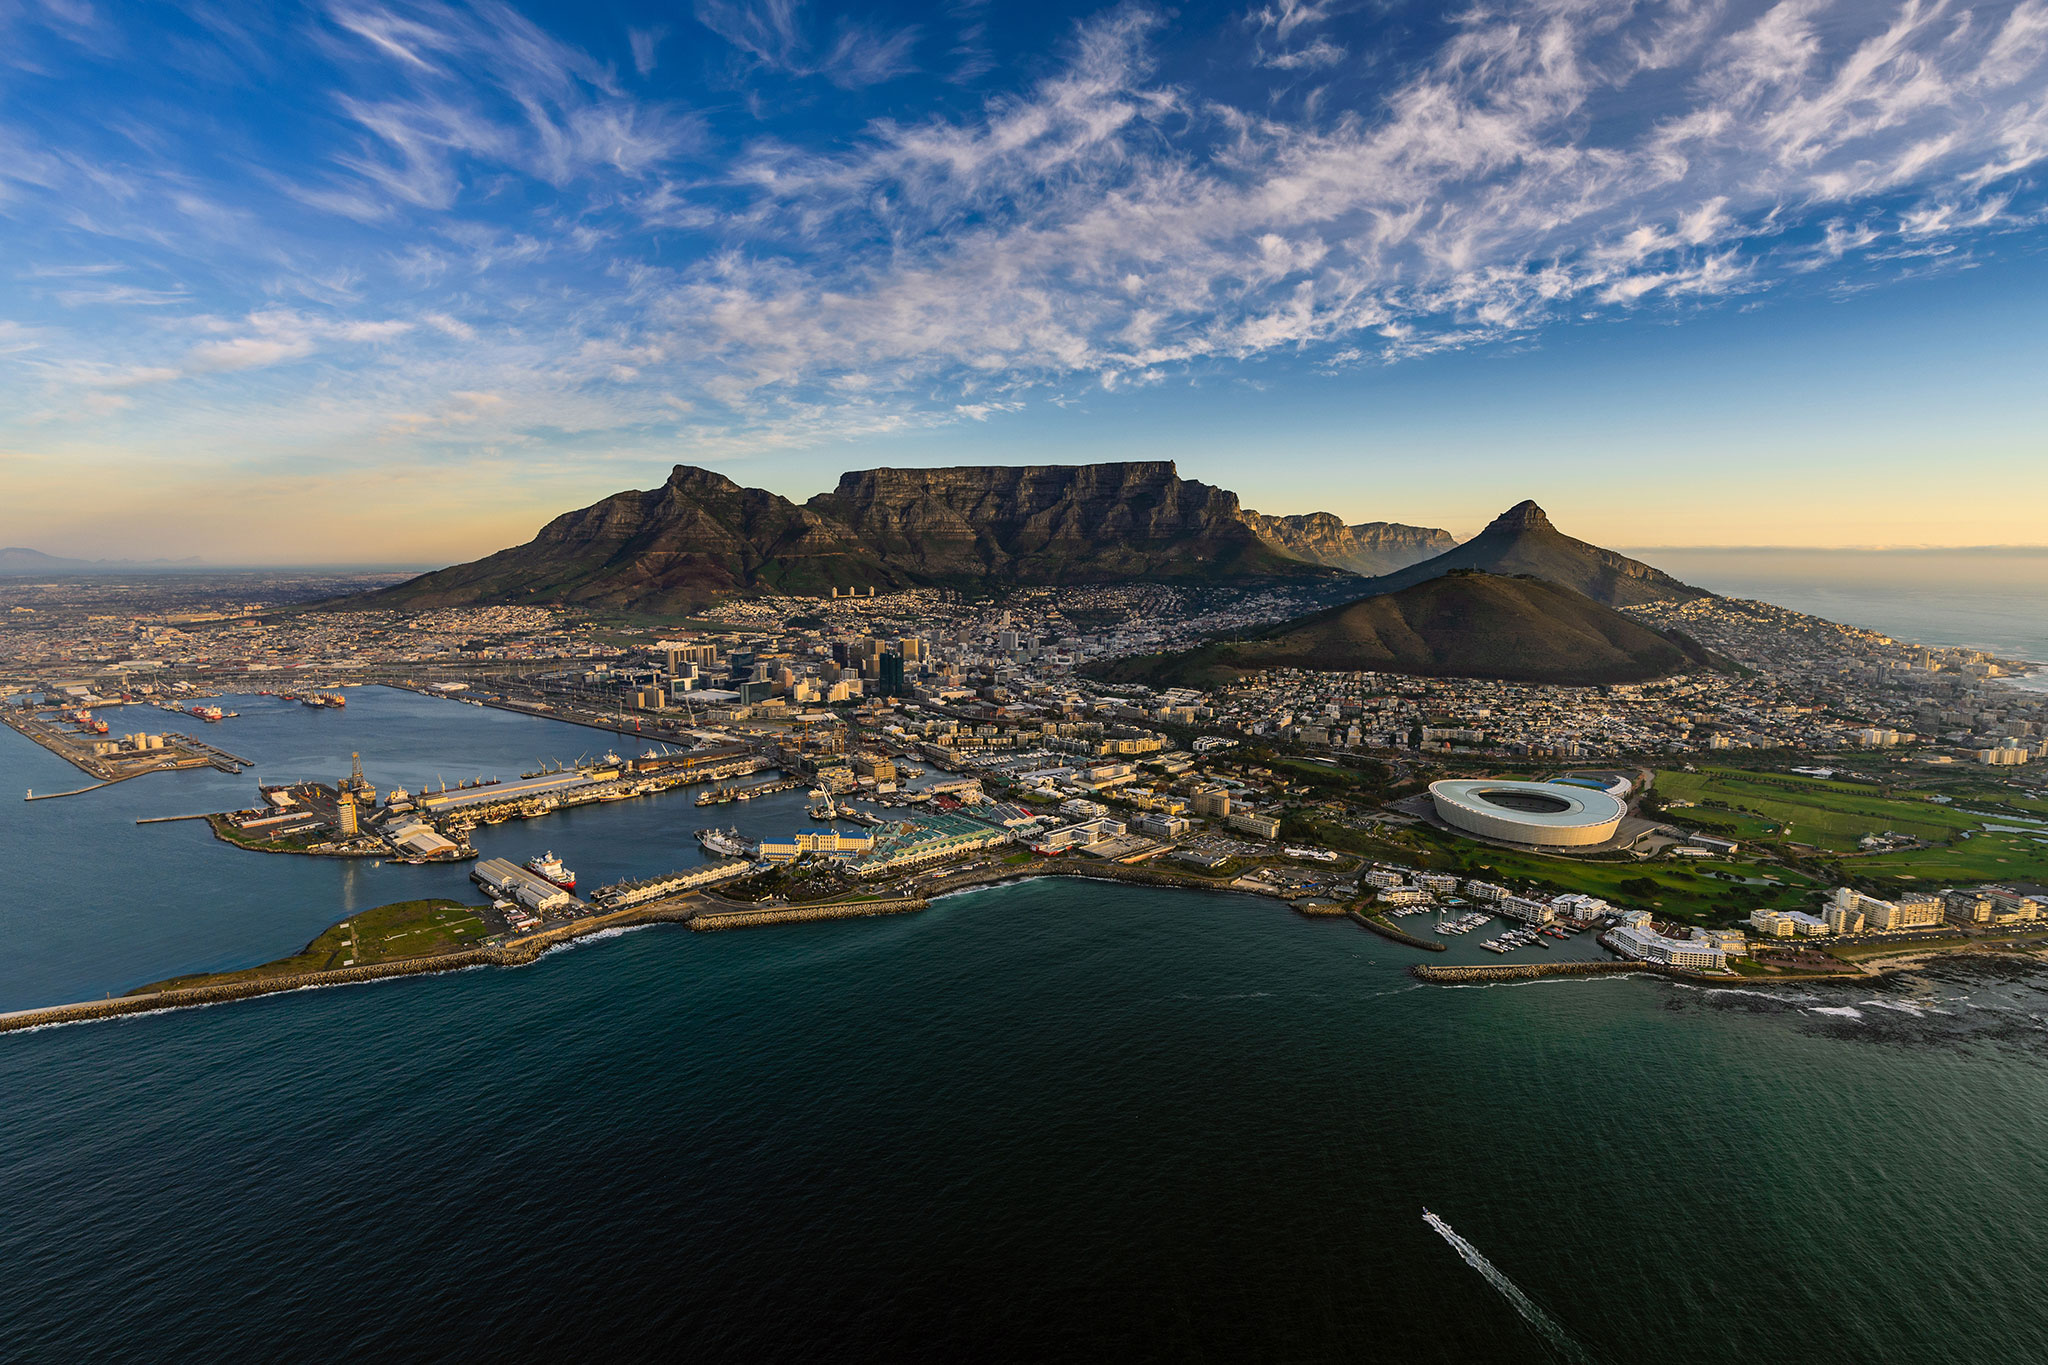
[526,851,576,891]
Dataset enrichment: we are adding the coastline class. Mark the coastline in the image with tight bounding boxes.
[7,856,2044,1036]
[0,898,702,1037]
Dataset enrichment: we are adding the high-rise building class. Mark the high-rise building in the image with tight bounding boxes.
[336,794,359,837]
[878,653,906,699]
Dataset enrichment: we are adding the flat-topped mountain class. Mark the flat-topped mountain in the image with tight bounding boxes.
[367,462,1359,613]
[806,462,1310,583]
[1353,500,1706,607]
[1092,570,1719,688]
[1237,510,1456,575]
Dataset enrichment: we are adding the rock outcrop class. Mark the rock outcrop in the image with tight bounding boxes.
[1237,510,1457,575]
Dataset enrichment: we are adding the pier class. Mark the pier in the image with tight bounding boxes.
[25,782,115,802]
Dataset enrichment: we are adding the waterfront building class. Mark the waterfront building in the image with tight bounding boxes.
[1499,895,1556,925]
[1608,922,1727,969]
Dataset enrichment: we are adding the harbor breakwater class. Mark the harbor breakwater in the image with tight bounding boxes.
[1411,960,1701,985]
[1350,909,1448,951]
[0,900,700,1036]
[690,897,928,931]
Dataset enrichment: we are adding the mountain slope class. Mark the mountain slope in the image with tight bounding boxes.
[1092,571,1718,688]
[366,462,1337,613]
[1352,501,1706,607]
[364,467,898,610]
[0,547,90,573]
[1237,511,1457,575]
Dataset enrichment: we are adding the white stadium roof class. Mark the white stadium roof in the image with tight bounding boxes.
[1428,779,1628,849]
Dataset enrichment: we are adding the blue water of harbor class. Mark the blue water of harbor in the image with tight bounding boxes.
[7,688,2048,1362]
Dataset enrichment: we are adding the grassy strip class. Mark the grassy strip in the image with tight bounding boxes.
[134,899,489,993]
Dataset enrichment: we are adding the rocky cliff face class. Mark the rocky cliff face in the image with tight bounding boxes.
[808,462,1304,582]
[1237,510,1458,576]
[369,461,1337,613]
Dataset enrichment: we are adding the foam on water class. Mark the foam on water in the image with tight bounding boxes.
[1423,1210,1597,1365]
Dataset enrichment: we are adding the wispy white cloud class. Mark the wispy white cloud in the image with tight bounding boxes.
[6,0,2047,474]
[693,0,919,88]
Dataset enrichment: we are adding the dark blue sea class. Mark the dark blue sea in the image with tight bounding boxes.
[6,689,2048,1362]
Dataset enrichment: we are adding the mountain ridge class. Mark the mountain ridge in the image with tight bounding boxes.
[363,462,1440,613]
[1236,510,1457,575]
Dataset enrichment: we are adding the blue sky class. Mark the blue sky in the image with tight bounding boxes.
[3,0,2046,563]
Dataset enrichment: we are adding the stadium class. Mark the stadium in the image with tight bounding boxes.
[1428,779,1628,849]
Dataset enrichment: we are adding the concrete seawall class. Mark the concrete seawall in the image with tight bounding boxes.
[690,897,928,931]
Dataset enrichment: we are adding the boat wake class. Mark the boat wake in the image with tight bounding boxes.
[1422,1210,1596,1365]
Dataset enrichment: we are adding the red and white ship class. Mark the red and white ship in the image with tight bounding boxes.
[526,851,576,891]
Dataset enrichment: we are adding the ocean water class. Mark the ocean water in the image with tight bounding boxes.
[7,690,2048,1362]
[1628,548,2048,668]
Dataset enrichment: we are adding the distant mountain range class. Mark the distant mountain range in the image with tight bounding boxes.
[0,547,205,574]
[1092,569,1719,688]
[365,462,1455,613]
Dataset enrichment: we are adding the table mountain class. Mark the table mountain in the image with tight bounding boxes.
[1351,500,1706,607]
[1237,511,1457,575]
[1092,570,1719,688]
[365,461,1351,613]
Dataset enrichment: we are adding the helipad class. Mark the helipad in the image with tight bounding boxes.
[1428,779,1627,849]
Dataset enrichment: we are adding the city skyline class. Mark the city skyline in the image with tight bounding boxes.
[5,0,2048,562]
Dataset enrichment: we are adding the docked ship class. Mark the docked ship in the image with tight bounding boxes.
[525,851,576,891]
[696,827,754,859]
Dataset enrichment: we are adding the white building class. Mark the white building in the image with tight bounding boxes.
[1609,922,1727,969]
[1499,895,1556,925]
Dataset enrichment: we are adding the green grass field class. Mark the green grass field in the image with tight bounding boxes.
[135,899,490,994]
[1656,766,1979,852]
[1854,829,2048,884]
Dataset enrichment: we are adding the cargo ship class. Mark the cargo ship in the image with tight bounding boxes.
[526,851,576,891]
